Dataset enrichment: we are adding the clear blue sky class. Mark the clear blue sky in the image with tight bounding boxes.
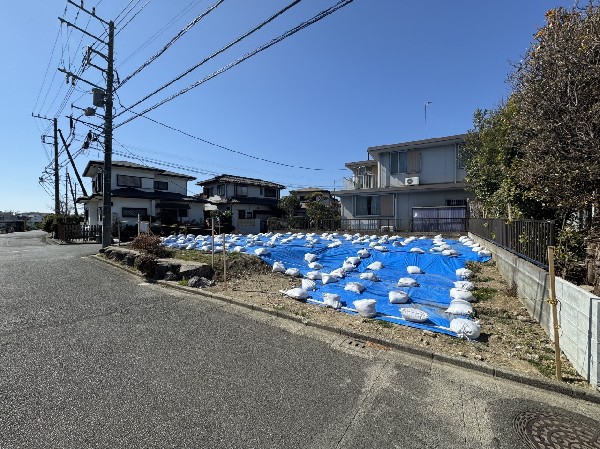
[1,0,573,213]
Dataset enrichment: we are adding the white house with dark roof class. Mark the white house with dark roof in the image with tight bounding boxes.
[77,160,206,226]
[197,174,285,233]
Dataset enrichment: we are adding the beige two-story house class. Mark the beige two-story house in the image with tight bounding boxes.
[336,134,472,232]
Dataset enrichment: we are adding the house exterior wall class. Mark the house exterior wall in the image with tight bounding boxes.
[338,135,469,223]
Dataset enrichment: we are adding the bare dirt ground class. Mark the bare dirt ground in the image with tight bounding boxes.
[200,254,587,387]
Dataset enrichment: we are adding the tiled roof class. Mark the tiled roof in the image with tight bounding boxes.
[196,174,285,189]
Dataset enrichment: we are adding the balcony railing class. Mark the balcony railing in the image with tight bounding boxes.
[342,175,376,190]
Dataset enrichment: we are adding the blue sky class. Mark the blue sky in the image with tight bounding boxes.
[1,0,573,213]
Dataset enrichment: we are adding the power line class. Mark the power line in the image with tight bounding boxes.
[115,0,151,33]
[118,0,225,89]
[114,0,304,107]
[117,0,206,68]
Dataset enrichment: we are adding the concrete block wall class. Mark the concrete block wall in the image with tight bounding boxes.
[468,233,600,388]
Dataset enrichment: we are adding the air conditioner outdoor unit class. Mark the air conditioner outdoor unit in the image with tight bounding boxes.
[405,176,420,186]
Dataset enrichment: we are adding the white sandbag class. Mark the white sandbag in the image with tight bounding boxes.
[454,280,474,291]
[321,274,338,284]
[368,242,378,248]
[301,278,317,291]
[359,272,380,282]
[285,268,301,277]
[392,241,404,247]
[342,262,357,272]
[442,249,458,256]
[450,318,481,339]
[446,299,474,315]
[306,271,322,280]
[254,248,270,256]
[272,261,286,273]
[344,282,365,294]
[450,288,475,302]
[410,247,425,254]
[455,268,473,279]
[430,246,443,253]
[308,261,323,270]
[322,293,342,309]
[397,277,418,287]
[283,287,308,300]
[353,299,377,318]
[329,268,346,279]
[373,245,388,252]
[389,290,409,304]
[357,249,371,258]
[232,245,247,253]
[406,266,423,274]
[400,308,429,323]
[366,261,383,270]
[304,253,318,263]
[478,249,492,257]
[346,256,361,266]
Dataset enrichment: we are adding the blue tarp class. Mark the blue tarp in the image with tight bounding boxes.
[163,232,491,337]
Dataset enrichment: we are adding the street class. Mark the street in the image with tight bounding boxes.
[1,231,598,448]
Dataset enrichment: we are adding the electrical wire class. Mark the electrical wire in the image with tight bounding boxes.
[118,0,206,68]
[113,0,303,103]
[118,0,225,89]
[114,0,353,125]
[116,0,152,34]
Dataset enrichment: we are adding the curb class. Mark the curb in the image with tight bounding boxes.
[92,253,600,405]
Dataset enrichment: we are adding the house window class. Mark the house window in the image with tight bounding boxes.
[93,175,103,193]
[216,184,225,196]
[179,208,188,218]
[204,187,214,197]
[238,210,246,219]
[355,196,380,216]
[446,199,467,207]
[154,181,168,190]
[122,207,147,217]
[117,175,142,188]
[264,188,277,198]
[235,185,248,197]
[390,150,420,174]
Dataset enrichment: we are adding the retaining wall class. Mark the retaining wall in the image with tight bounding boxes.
[469,233,600,388]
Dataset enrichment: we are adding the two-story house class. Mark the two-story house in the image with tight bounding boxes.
[78,160,206,226]
[336,134,472,232]
[198,174,285,233]
[288,187,339,217]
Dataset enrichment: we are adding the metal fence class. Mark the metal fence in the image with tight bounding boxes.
[468,218,555,268]
[267,217,467,233]
[56,224,102,243]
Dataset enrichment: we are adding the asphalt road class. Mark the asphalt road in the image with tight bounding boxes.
[1,231,599,448]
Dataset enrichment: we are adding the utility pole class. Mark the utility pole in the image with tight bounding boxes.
[65,168,69,215]
[54,118,60,216]
[102,20,115,248]
[59,2,114,247]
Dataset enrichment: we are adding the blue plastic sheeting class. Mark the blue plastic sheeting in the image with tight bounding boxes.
[162,232,491,337]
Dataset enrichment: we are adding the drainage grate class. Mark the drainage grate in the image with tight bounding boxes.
[346,339,366,349]
[514,410,600,449]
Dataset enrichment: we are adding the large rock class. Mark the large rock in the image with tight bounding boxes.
[164,271,179,281]
[188,276,215,288]
[179,263,212,279]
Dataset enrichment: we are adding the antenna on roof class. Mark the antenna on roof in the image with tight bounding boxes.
[425,101,432,139]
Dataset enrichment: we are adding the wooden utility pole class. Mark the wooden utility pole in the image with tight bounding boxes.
[547,246,562,381]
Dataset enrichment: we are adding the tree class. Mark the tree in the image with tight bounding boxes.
[510,4,600,226]
[462,100,550,220]
[305,200,340,223]
[278,193,299,218]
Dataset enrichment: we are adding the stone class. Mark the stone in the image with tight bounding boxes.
[154,262,170,279]
[179,263,213,279]
[188,276,215,288]
[125,255,136,267]
[164,271,179,282]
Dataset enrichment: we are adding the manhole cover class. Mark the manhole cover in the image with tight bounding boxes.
[514,410,600,448]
